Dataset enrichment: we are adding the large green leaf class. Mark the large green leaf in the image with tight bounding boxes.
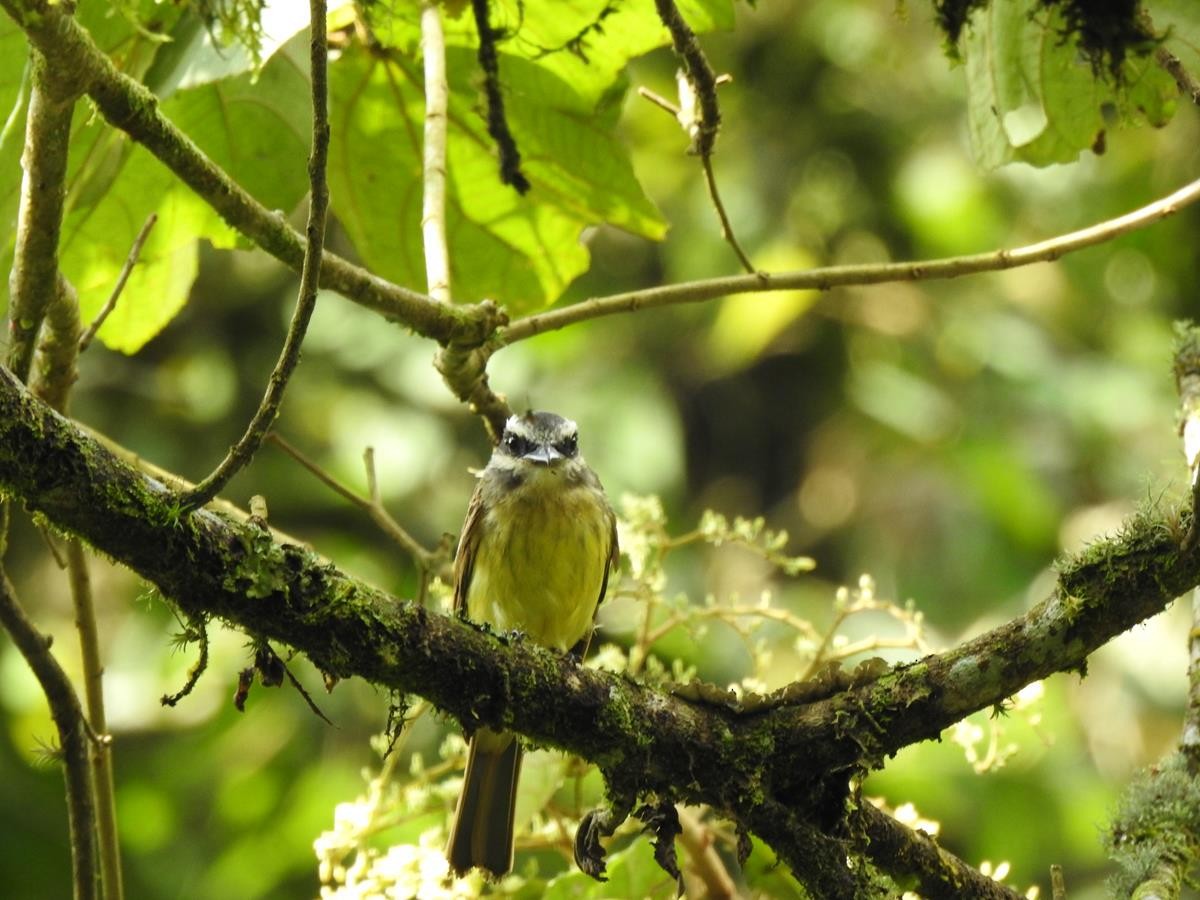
[372,0,734,105]
[962,0,1177,168]
[57,30,312,353]
[0,2,311,353]
[329,0,733,311]
[3,0,731,348]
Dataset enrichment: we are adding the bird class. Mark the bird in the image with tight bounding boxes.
[445,410,618,878]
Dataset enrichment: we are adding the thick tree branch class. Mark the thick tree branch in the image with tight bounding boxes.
[498,172,1200,345]
[0,367,1196,892]
[0,0,500,346]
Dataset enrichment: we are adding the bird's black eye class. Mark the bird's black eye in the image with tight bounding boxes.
[555,433,579,457]
[502,432,531,456]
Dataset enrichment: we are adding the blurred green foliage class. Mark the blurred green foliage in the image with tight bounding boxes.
[2,0,1200,897]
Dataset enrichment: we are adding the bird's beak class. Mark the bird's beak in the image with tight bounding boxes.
[524,444,563,466]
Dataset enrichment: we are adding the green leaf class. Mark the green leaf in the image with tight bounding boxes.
[58,145,217,354]
[330,0,733,311]
[371,0,734,104]
[161,34,313,217]
[962,0,1177,168]
[328,44,662,312]
[57,31,312,353]
[143,0,354,98]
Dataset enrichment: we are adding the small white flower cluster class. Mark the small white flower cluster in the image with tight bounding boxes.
[317,826,483,900]
[951,680,1046,774]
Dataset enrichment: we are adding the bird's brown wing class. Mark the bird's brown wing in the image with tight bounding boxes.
[453,482,488,618]
[571,508,619,660]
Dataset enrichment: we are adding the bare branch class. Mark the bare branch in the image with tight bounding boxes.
[7,50,74,384]
[1157,47,1200,107]
[266,432,451,583]
[434,330,513,441]
[78,213,158,353]
[499,173,1200,345]
[66,540,123,900]
[178,0,332,512]
[700,152,756,275]
[653,0,753,272]
[421,3,451,304]
[676,806,737,899]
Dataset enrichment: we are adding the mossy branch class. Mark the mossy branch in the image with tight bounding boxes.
[0,366,1196,893]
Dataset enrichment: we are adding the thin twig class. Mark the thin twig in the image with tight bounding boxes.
[701,152,755,274]
[78,213,158,352]
[66,540,123,900]
[653,0,718,156]
[266,433,451,586]
[498,172,1200,345]
[0,569,98,900]
[637,85,678,116]
[161,615,210,707]
[282,657,335,726]
[421,3,451,303]
[652,0,753,272]
[1050,864,1066,900]
[1156,47,1200,107]
[178,0,331,512]
[676,806,736,899]
[470,0,530,193]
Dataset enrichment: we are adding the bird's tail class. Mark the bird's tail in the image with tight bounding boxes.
[446,727,523,877]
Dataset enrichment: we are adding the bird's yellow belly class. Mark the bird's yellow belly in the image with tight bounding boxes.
[466,486,609,651]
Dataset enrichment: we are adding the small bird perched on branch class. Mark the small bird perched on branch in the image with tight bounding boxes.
[446,410,618,878]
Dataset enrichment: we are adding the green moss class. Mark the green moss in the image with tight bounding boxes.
[1106,753,1200,896]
